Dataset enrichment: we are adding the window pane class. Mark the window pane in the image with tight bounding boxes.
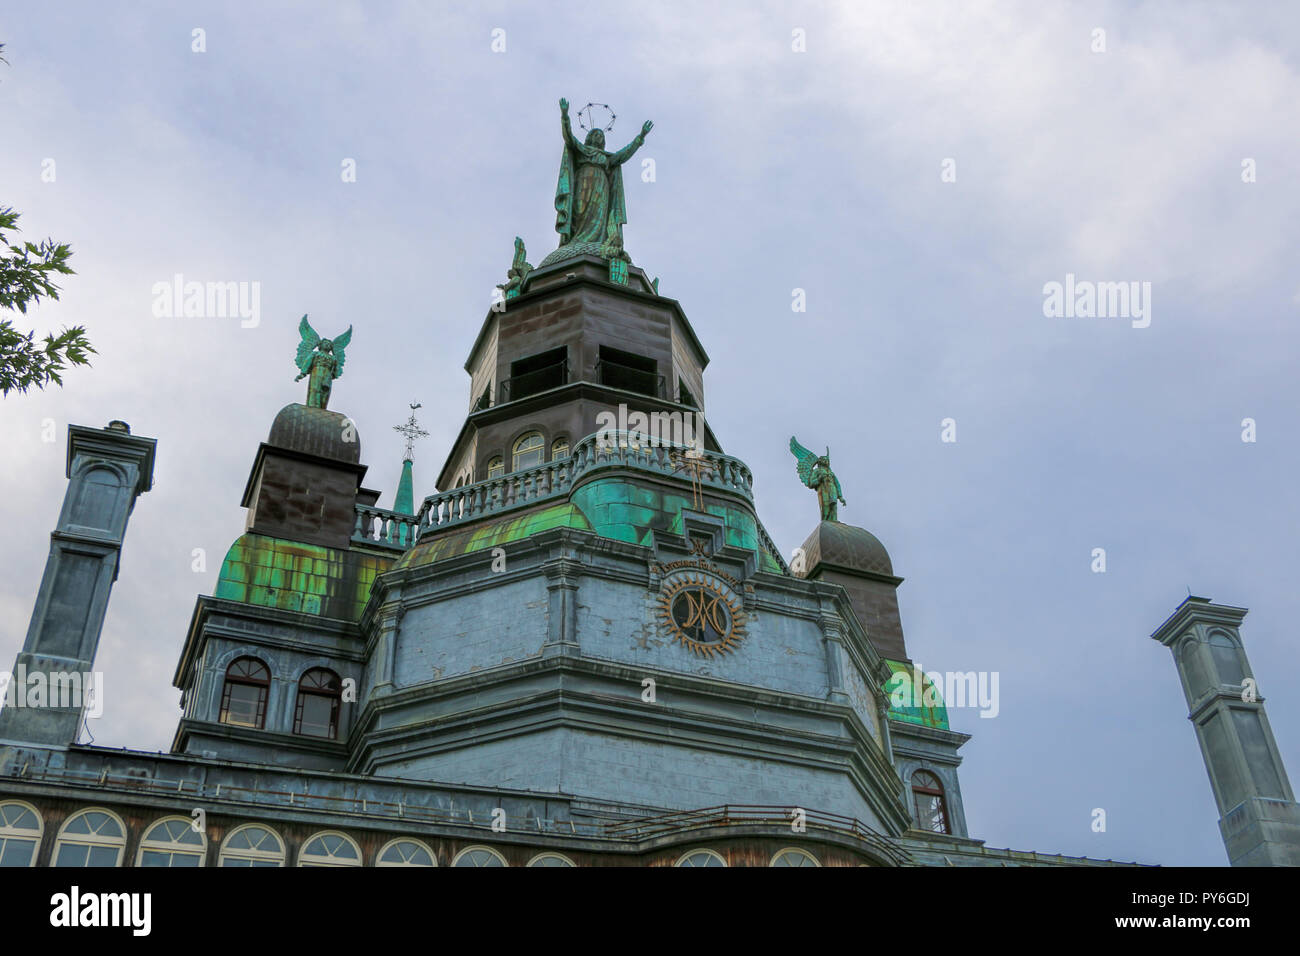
[87,844,119,867]
[55,844,90,867]
[0,838,36,867]
[223,683,265,727]
[297,693,337,738]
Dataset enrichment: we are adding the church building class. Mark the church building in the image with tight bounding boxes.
[0,103,1294,868]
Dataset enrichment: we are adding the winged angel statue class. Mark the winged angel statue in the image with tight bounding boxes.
[789,436,846,522]
[294,315,352,410]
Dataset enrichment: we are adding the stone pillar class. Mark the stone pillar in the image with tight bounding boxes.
[1152,596,1300,866]
[542,550,580,658]
[0,422,155,746]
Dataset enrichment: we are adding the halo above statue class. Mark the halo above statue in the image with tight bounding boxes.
[577,102,616,134]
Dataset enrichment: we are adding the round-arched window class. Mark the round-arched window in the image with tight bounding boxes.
[377,839,436,866]
[770,847,820,867]
[551,438,570,461]
[137,816,206,867]
[452,846,507,867]
[219,657,270,729]
[293,668,342,739]
[298,831,362,867]
[674,849,726,867]
[486,457,504,479]
[0,801,43,867]
[527,852,575,867]
[219,824,284,867]
[53,808,126,867]
[911,770,950,834]
[512,432,545,471]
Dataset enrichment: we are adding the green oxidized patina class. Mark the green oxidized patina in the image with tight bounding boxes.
[395,503,592,569]
[544,97,652,267]
[294,315,353,410]
[497,237,534,299]
[215,533,392,621]
[883,659,950,730]
[790,436,847,522]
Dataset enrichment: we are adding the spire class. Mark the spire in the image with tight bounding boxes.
[392,402,428,516]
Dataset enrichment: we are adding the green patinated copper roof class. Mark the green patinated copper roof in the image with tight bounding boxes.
[394,476,784,574]
[572,477,784,573]
[394,458,415,516]
[883,659,950,730]
[395,502,592,569]
[215,533,393,622]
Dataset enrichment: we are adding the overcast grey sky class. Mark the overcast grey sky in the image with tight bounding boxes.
[2,1,1298,865]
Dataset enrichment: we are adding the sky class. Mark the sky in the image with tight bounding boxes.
[1,1,1298,866]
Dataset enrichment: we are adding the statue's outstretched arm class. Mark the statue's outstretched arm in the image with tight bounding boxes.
[610,120,653,165]
[560,99,582,151]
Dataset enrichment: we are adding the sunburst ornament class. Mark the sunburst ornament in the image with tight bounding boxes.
[577,102,617,134]
[656,570,747,657]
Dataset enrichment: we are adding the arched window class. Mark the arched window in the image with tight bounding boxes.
[550,438,569,461]
[770,848,820,867]
[512,432,545,471]
[0,801,43,867]
[219,657,269,729]
[53,808,126,867]
[377,839,436,867]
[293,668,342,739]
[486,457,504,479]
[674,849,726,867]
[1208,633,1246,687]
[219,824,284,867]
[452,846,507,867]
[911,770,950,834]
[137,816,205,867]
[298,831,362,867]
[527,852,575,867]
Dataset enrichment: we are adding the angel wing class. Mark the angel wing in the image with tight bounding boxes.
[789,436,818,488]
[295,315,320,375]
[331,325,353,378]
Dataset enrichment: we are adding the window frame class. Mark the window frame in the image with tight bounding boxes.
[769,847,820,867]
[910,769,951,834]
[292,667,342,739]
[218,823,286,867]
[0,800,43,868]
[136,815,207,867]
[452,845,508,867]
[297,830,363,867]
[512,432,546,472]
[674,848,727,867]
[52,807,127,868]
[376,838,437,867]
[526,851,576,867]
[218,656,270,730]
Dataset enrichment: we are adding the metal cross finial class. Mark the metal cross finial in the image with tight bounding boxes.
[393,401,429,462]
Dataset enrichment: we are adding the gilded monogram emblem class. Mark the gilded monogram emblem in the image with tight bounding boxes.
[655,568,746,657]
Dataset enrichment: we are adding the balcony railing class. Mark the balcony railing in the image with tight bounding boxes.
[594,358,666,399]
[414,431,753,536]
[353,503,420,550]
[497,360,569,403]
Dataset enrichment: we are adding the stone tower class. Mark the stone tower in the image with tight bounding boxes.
[1152,595,1300,866]
[0,422,155,746]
